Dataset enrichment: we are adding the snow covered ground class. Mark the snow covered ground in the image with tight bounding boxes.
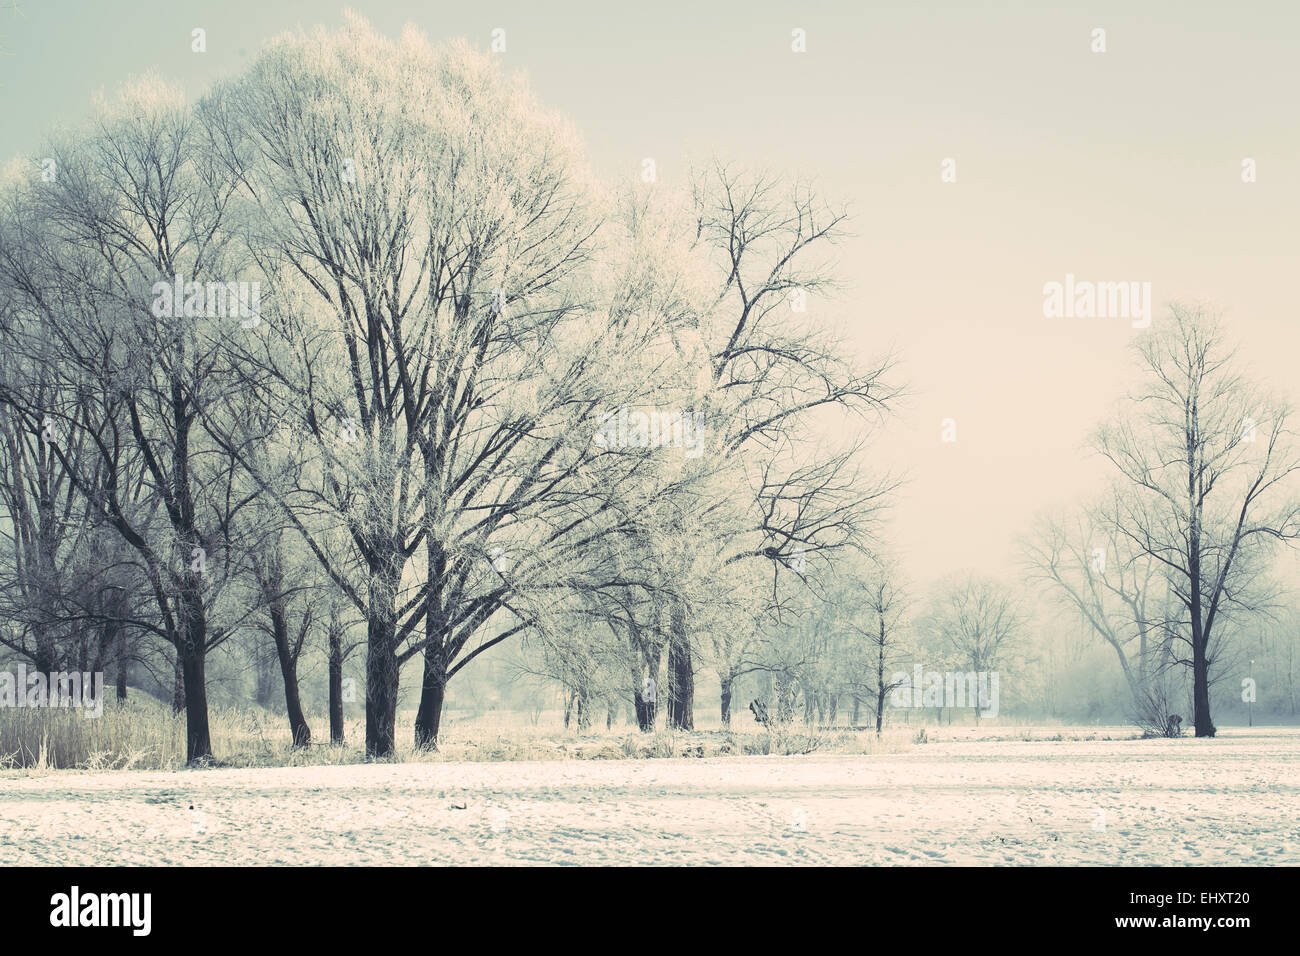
[3,727,1297,865]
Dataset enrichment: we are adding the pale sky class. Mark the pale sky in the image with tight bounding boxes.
[3,0,1297,591]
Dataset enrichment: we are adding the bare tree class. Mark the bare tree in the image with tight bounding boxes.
[1024,488,1176,715]
[676,163,903,728]
[1094,304,1300,736]
[855,558,909,735]
[922,574,1026,723]
[0,77,258,762]
[247,529,316,747]
[204,21,719,752]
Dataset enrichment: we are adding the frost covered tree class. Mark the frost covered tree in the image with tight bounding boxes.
[0,16,905,761]
[203,19,734,752]
[0,78,258,762]
[662,163,902,728]
[1024,489,1179,722]
[1093,304,1300,737]
[853,557,910,734]
[921,574,1026,723]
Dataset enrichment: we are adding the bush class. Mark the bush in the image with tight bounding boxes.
[1131,681,1186,739]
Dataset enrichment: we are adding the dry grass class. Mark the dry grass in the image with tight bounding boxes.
[0,698,913,771]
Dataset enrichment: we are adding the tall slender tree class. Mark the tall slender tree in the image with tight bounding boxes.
[1094,304,1300,736]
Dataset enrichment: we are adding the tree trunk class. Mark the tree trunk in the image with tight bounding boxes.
[30,628,57,675]
[179,627,212,763]
[666,603,694,731]
[364,612,399,758]
[629,620,661,733]
[413,644,448,749]
[1192,640,1215,737]
[720,676,733,728]
[415,537,450,749]
[1187,414,1216,738]
[270,604,311,747]
[875,616,887,734]
[775,673,795,724]
[32,489,60,673]
[171,650,185,715]
[1189,604,1215,737]
[115,624,128,702]
[633,689,657,732]
[328,619,345,744]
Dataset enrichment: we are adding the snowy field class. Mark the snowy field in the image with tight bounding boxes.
[3,727,1298,865]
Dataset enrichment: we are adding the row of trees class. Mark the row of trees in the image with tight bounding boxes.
[612,305,1300,739]
[703,563,1025,733]
[0,17,899,760]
